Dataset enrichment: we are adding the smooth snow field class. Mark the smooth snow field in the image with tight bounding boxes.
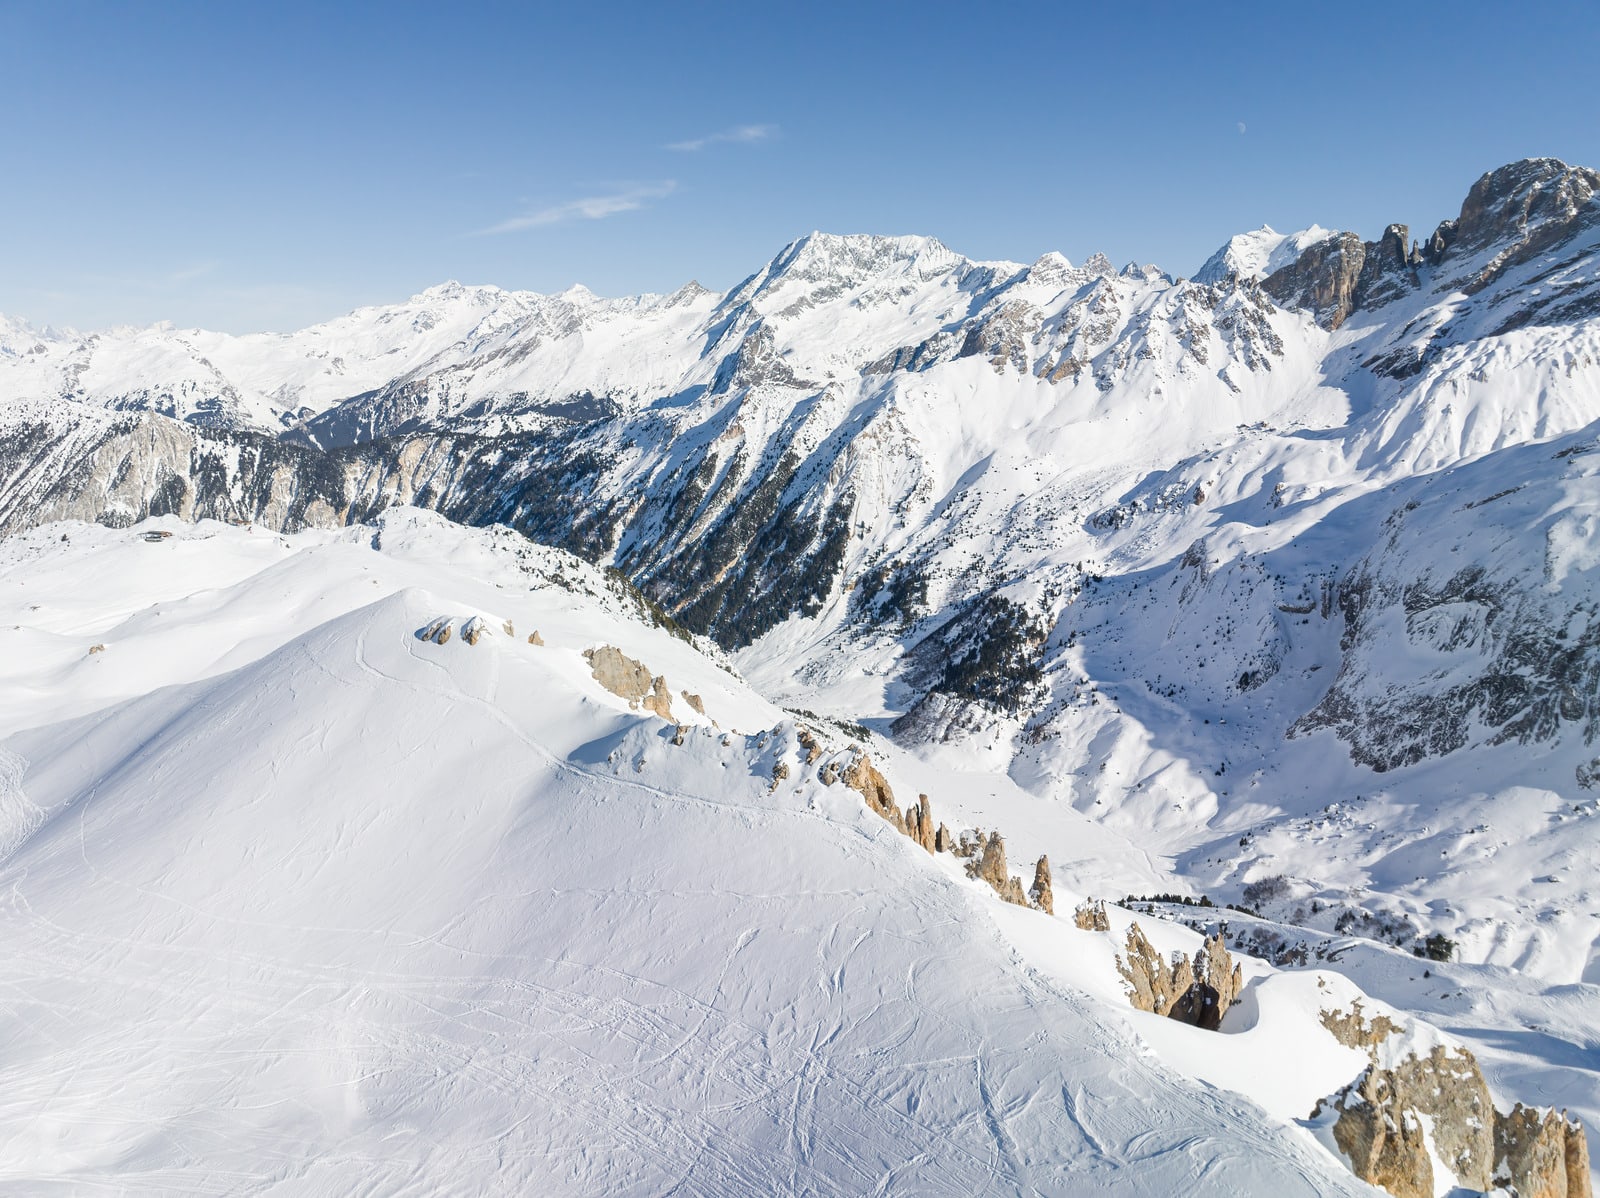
[0,513,1375,1195]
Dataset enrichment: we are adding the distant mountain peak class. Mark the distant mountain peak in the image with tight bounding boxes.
[1194,225,1335,286]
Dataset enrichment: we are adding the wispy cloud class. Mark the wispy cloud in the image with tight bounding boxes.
[665,123,776,152]
[475,182,677,236]
[168,261,220,285]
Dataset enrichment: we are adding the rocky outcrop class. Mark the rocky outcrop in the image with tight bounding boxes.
[1313,1000,1591,1197]
[1315,1043,1500,1195]
[681,691,706,716]
[420,616,453,645]
[1029,855,1053,915]
[903,793,936,853]
[1353,223,1418,309]
[1494,1103,1592,1198]
[1117,922,1193,1018]
[966,832,1028,906]
[583,645,674,719]
[1167,933,1241,1031]
[841,754,897,820]
[1316,1067,1437,1198]
[795,725,822,763]
[1319,999,1403,1050]
[1074,899,1110,932]
[1115,922,1241,1030]
[462,616,490,646]
[834,755,1050,912]
[527,630,544,646]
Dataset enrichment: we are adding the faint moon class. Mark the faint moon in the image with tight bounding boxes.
[1237,122,1247,134]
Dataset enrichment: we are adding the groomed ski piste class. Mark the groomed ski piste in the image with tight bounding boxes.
[0,508,1585,1195]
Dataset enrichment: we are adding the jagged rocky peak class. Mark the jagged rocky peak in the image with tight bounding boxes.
[1452,156,1600,252]
[1081,251,1117,277]
[1257,157,1600,327]
[1429,156,1600,290]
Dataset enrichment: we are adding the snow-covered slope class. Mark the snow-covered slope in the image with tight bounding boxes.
[0,511,1406,1194]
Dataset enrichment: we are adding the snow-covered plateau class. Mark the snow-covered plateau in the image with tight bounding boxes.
[2,157,1599,1195]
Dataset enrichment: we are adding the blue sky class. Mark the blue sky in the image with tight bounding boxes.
[3,0,1597,332]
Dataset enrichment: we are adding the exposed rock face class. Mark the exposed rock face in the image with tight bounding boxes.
[1167,933,1242,1031]
[966,832,1028,905]
[527,630,544,646]
[1317,1067,1436,1198]
[1289,466,1600,771]
[1446,157,1600,293]
[462,615,490,645]
[1117,922,1190,1017]
[1316,1045,1497,1195]
[1262,223,1418,330]
[907,793,935,853]
[1318,997,1593,1197]
[1494,1103,1593,1198]
[1354,224,1418,309]
[1029,855,1053,915]
[842,754,897,820]
[420,616,452,645]
[1320,999,1403,1050]
[681,691,706,716]
[795,726,822,763]
[1262,232,1367,329]
[1074,899,1110,932]
[502,618,515,637]
[583,645,674,719]
[1115,923,1240,1030]
[933,822,952,853]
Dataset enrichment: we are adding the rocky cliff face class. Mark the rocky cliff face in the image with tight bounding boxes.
[1313,999,1593,1198]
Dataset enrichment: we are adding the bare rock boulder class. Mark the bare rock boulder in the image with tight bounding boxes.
[796,725,822,764]
[583,645,674,720]
[1074,899,1110,932]
[462,616,490,646]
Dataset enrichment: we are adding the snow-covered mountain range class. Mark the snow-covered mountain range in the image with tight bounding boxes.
[3,156,1599,1194]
